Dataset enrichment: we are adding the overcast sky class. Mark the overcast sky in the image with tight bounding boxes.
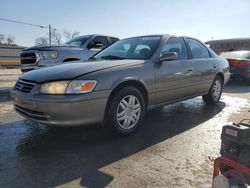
[1,0,250,47]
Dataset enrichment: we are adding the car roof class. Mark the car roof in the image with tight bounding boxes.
[75,34,119,39]
[120,34,203,41]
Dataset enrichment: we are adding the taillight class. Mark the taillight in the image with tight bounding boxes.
[228,59,250,68]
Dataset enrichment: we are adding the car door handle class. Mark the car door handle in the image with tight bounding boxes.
[213,65,217,68]
[188,68,193,72]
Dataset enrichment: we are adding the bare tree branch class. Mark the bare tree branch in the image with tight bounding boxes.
[0,34,5,44]
[51,30,62,44]
[6,36,16,45]
[63,30,80,41]
[34,37,49,45]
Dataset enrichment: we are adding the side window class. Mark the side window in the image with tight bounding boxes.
[110,37,119,44]
[88,36,109,49]
[161,38,188,60]
[186,39,210,59]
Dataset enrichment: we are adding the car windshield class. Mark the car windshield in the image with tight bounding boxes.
[64,36,90,46]
[93,36,161,60]
[220,51,250,60]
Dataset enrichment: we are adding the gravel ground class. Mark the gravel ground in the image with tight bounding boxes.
[0,68,21,90]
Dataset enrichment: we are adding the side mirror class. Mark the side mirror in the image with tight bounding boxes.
[159,52,177,62]
[87,41,103,49]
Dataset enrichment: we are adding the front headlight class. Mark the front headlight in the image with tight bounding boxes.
[39,51,58,59]
[66,80,97,94]
[40,80,97,94]
[40,81,70,94]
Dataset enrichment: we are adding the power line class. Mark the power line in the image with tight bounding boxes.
[0,18,57,44]
[0,18,55,29]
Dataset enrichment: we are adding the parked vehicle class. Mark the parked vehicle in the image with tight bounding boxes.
[20,34,119,72]
[220,51,250,85]
[11,35,230,135]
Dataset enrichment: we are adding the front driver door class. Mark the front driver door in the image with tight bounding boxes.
[155,37,193,104]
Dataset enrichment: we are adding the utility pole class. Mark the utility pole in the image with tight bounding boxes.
[49,24,51,45]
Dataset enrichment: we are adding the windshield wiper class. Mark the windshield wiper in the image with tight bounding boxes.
[100,55,124,60]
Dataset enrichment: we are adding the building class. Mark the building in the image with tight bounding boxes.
[0,45,25,67]
[205,38,250,54]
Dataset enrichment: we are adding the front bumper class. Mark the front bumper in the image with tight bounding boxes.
[11,89,110,127]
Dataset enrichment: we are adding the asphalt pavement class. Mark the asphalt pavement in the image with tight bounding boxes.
[0,69,249,188]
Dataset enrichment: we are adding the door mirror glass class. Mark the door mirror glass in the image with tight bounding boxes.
[159,52,177,62]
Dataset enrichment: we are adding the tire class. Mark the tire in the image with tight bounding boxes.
[106,86,146,135]
[202,76,223,104]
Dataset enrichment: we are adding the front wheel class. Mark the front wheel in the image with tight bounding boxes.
[202,76,223,104]
[106,86,146,135]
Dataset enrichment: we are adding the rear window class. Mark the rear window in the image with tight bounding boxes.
[110,37,119,44]
[220,51,250,60]
[64,36,90,46]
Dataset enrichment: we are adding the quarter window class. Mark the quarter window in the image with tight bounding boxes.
[186,39,210,59]
[161,38,188,60]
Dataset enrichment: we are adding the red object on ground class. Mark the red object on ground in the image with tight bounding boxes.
[213,157,250,179]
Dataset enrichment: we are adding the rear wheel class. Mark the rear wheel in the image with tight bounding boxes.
[202,76,223,104]
[106,86,146,135]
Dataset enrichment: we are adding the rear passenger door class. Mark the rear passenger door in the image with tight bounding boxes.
[155,37,194,104]
[185,38,217,93]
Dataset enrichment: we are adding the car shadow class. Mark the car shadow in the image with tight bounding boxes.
[0,98,225,188]
[224,79,250,94]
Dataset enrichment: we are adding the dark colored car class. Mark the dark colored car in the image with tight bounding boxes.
[20,34,119,72]
[220,51,250,85]
[11,35,230,135]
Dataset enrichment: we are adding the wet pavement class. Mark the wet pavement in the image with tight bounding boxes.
[0,79,249,188]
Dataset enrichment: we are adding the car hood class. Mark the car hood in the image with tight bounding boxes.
[20,60,144,83]
[23,45,82,51]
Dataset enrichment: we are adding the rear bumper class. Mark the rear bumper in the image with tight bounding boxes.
[230,67,250,79]
[11,89,110,127]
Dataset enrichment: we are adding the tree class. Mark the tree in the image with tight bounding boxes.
[6,36,16,45]
[63,30,80,41]
[0,34,5,44]
[51,30,62,44]
[34,37,49,45]
[33,29,80,45]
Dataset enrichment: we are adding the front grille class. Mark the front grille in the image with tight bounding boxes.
[15,105,49,121]
[20,52,38,64]
[15,79,36,93]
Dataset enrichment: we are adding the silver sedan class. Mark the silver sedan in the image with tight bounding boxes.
[11,34,230,135]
